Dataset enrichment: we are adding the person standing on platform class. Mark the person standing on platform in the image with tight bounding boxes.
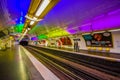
[74,41,78,52]
[76,41,79,52]
[74,41,76,51]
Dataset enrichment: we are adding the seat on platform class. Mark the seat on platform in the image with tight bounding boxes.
[98,47,103,51]
[105,48,110,52]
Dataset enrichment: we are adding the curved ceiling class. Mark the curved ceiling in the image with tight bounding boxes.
[0,0,30,30]
[30,0,120,35]
[0,0,120,36]
[40,0,120,25]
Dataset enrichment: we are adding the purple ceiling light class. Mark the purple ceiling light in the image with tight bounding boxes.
[93,15,105,20]
[92,9,120,31]
[79,23,92,32]
[31,0,120,34]
[31,37,38,41]
[67,29,77,34]
[108,9,120,15]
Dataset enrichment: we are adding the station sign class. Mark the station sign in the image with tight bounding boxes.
[73,38,80,41]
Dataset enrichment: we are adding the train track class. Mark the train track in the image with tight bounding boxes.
[29,45,120,76]
[25,46,120,80]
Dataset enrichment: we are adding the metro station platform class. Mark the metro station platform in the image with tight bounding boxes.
[60,47,120,59]
[25,45,120,80]
[1,0,120,80]
[0,45,30,80]
[0,44,120,80]
[32,45,120,60]
[0,45,59,80]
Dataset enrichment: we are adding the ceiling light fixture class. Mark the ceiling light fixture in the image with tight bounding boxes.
[30,17,37,25]
[29,0,51,25]
[35,0,51,17]
[20,0,59,42]
[30,18,42,25]
[19,29,28,42]
[27,27,31,31]
[30,21,35,25]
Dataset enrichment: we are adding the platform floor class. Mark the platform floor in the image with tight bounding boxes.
[62,48,120,59]
[0,44,120,80]
[34,45,120,59]
[0,45,44,80]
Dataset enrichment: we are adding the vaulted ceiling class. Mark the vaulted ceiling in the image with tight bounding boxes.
[0,0,30,30]
[30,0,120,35]
[0,0,120,37]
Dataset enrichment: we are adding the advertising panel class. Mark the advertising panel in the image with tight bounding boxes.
[82,32,113,47]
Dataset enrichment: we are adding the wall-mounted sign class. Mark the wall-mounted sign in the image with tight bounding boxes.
[73,38,81,41]
[82,32,113,47]
[60,37,72,45]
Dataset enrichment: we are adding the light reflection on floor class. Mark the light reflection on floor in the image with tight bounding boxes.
[18,46,28,80]
[0,45,29,80]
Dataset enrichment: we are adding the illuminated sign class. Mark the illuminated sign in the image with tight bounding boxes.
[82,32,113,47]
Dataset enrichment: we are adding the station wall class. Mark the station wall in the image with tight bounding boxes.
[77,35,87,50]
[78,31,120,54]
[110,31,120,53]
[30,31,120,54]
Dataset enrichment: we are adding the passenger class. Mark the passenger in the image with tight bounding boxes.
[74,41,79,52]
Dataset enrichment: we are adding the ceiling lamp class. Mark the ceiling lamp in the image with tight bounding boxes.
[19,29,28,42]
[35,0,51,17]
[29,0,59,25]
[30,0,51,25]
[29,17,38,25]
[27,0,42,16]
[20,0,59,42]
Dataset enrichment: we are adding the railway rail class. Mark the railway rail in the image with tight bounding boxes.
[25,46,120,80]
